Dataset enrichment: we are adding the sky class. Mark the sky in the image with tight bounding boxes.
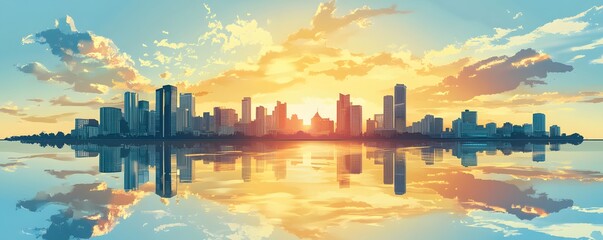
[1,0,603,138]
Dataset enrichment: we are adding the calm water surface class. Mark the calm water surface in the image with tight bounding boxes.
[1,140,602,239]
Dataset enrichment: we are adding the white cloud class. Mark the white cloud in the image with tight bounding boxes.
[153,223,187,232]
[571,37,603,51]
[568,55,585,62]
[513,12,523,20]
[154,39,187,49]
[21,34,34,45]
[591,55,603,64]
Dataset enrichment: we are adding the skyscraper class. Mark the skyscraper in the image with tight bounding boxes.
[179,93,195,132]
[255,106,266,137]
[242,97,251,124]
[124,92,139,135]
[383,95,394,130]
[274,101,287,133]
[138,100,150,135]
[156,85,177,138]
[203,112,211,132]
[336,93,351,135]
[533,113,546,136]
[100,107,121,135]
[394,84,407,133]
[550,125,561,137]
[350,105,363,137]
[461,109,477,125]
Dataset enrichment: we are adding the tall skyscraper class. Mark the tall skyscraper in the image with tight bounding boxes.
[336,94,351,135]
[156,85,178,137]
[138,100,150,135]
[124,92,139,135]
[242,97,251,124]
[255,106,266,136]
[179,93,195,132]
[394,84,407,133]
[350,105,363,137]
[434,117,444,134]
[533,113,546,136]
[100,107,121,135]
[214,107,222,133]
[274,101,287,133]
[203,112,211,132]
[383,95,394,130]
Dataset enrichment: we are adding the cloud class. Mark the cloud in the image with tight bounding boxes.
[49,95,122,108]
[17,182,148,239]
[0,102,27,116]
[287,0,410,42]
[44,167,99,179]
[27,98,44,103]
[568,55,585,62]
[591,55,603,64]
[417,48,573,101]
[513,12,523,20]
[221,19,273,53]
[417,57,472,77]
[18,16,153,94]
[21,34,34,45]
[154,39,187,49]
[159,71,172,79]
[21,112,77,123]
[153,223,187,232]
[570,37,603,51]
[9,153,75,161]
[0,161,26,172]
[184,2,411,103]
[138,58,158,68]
[424,171,573,220]
[583,97,603,103]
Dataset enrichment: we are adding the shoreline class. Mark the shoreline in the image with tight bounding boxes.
[4,137,585,145]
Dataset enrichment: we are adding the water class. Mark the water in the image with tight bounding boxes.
[1,140,602,240]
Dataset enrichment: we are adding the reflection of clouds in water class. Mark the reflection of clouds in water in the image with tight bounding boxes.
[153,223,187,232]
[475,166,603,182]
[0,161,26,172]
[468,210,603,239]
[422,171,573,220]
[9,153,75,161]
[16,182,150,239]
[44,166,99,179]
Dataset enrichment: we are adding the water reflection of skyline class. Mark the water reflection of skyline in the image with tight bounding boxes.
[75,141,562,199]
[14,141,587,239]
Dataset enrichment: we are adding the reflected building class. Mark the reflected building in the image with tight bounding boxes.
[533,144,546,162]
[156,143,177,198]
[242,155,252,182]
[421,147,435,165]
[177,148,195,183]
[394,151,406,195]
[383,150,394,185]
[550,143,560,151]
[99,146,121,173]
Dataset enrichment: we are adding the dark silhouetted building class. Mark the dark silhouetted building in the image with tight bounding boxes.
[156,85,177,137]
[394,84,406,133]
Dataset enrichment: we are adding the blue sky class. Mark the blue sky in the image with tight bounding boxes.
[1,0,602,137]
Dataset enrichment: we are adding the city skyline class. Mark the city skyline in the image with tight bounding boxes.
[56,83,574,140]
[1,1,603,138]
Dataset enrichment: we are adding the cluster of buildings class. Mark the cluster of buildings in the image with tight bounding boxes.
[70,83,564,139]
